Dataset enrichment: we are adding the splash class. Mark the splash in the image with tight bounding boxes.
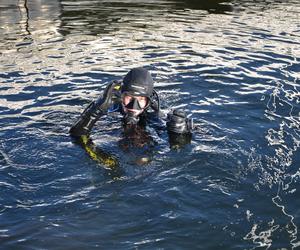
[244,60,300,248]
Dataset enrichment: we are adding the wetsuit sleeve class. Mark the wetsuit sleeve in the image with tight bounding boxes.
[69,99,106,137]
[79,135,119,167]
[75,135,122,178]
[69,81,121,137]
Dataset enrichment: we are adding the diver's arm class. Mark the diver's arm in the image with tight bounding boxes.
[69,134,122,178]
[69,101,105,137]
[77,135,119,166]
[70,81,119,137]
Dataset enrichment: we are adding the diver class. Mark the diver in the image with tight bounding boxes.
[69,67,193,174]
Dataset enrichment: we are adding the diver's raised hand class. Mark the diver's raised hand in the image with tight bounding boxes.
[69,80,120,137]
[96,80,119,112]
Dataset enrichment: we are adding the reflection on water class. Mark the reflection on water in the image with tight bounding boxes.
[0,0,61,51]
[0,0,300,249]
[59,0,234,36]
[243,76,300,248]
[171,0,233,13]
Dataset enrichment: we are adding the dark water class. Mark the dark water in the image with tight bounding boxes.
[1,0,300,249]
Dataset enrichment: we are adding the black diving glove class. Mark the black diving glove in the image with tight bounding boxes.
[70,81,119,137]
[166,109,193,134]
[95,80,119,112]
[166,109,193,149]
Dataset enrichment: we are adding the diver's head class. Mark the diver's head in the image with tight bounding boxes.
[121,67,154,124]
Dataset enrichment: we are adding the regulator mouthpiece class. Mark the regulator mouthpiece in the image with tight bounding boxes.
[123,112,140,125]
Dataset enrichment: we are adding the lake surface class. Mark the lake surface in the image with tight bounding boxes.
[0,0,300,249]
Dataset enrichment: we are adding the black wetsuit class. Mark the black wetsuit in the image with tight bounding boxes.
[69,81,192,176]
[69,83,161,173]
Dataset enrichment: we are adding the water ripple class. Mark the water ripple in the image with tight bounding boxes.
[1,0,300,249]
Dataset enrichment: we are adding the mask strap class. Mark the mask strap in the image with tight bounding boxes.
[149,89,160,114]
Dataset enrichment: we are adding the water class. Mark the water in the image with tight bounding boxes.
[0,0,300,249]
